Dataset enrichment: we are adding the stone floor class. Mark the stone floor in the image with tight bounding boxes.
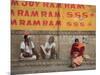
[11,64,95,74]
[11,59,96,74]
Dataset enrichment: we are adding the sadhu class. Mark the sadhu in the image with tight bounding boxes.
[70,38,85,68]
[20,32,39,60]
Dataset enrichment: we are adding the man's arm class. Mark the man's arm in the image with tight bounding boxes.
[79,46,85,56]
[20,42,26,53]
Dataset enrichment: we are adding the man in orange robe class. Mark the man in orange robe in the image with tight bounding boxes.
[70,38,85,68]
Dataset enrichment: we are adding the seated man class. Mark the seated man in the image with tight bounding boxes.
[20,33,39,60]
[40,36,57,59]
[70,38,85,68]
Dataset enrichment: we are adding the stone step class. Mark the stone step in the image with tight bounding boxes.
[11,61,96,74]
[11,59,96,67]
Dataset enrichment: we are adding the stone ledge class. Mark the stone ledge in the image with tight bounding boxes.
[11,63,96,74]
[11,30,96,35]
[11,59,96,67]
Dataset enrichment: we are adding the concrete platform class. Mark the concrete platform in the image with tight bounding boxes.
[11,59,96,74]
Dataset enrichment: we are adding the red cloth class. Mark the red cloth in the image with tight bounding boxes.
[70,43,85,57]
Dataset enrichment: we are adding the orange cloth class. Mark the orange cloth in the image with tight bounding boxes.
[71,43,85,57]
[71,43,85,66]
[73,56,83,66]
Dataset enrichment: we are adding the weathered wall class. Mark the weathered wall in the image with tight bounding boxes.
[11,33,96,61]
